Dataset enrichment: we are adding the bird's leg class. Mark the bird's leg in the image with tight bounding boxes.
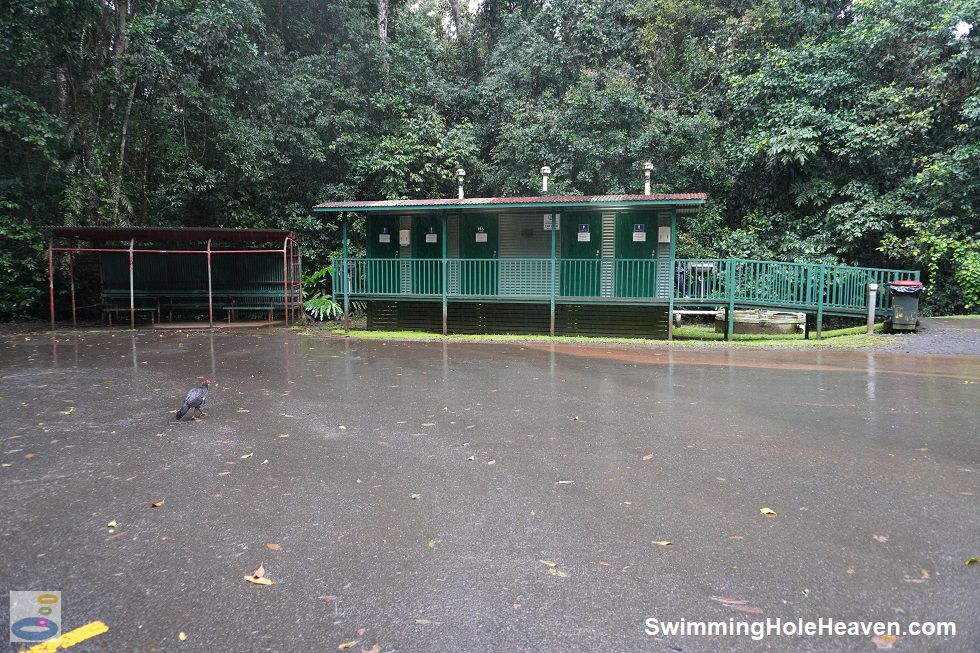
[195,407,206,418]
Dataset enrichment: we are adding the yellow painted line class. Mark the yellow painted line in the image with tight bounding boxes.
[22,621,109,652]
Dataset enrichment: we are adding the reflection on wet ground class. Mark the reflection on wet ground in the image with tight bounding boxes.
[0,330,977,652]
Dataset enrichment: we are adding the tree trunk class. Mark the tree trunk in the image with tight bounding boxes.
[447,0,464,39]
[378,0,389,72]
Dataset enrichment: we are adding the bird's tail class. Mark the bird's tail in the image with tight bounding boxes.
[175,403,190,420]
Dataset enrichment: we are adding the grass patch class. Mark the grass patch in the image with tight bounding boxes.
[313,323,888,350]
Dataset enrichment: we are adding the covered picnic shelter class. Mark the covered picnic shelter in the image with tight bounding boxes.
[46,227,302,329]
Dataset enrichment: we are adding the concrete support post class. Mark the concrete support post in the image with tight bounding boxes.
[866,283,878,334]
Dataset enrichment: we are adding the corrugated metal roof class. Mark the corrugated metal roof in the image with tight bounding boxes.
[47,227,298,244]
[313,193,707,212]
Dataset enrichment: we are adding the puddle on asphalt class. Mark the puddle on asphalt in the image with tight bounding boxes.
[523,343,980,381]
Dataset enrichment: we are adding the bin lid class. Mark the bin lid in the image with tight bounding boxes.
[888,280,923,287]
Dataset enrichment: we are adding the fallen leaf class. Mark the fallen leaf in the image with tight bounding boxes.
[760,507,777,518]
[266,543,281,551]
[487,459,496,465]
[555,480,574,485]
[261,459,269,465]
[178,632,187,641]
[107,520,118,529]
[538,560,558,568]
[709,595,763,614]
[361,646,380,653]
[597,560,610,566]
[245,576,273,586]
[421,423,435,427]
[466,455,474,462]
[642,453,654,460]
[240,452,253,459]
[319,595,338,601]
[426,539,437,549]
[415,619,430,625]
[338,425,347,430]
[149,499,165,508]
[252,563,265,578]
[873,534,889,543]
[24,453,35,459]
[356,628,366,636]
[653,540,674,546]
[410,493,421,500]
[338,641,359,650]
[547,567,567,577]
[871,633,898,649]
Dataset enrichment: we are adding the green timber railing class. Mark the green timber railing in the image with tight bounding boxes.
[674,259,919,315]
[333,257,918,316]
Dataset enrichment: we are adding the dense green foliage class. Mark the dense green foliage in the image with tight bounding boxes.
[2,0,978,316]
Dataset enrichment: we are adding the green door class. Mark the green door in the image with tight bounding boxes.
[365,216,400,294]
[615,213,658,298]
[412,215,443,295]
[561,212,602,296]
[460,214,498,296]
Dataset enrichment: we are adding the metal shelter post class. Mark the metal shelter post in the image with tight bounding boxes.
[69,254,77,326]
[48,240,55,331]
[441,213,448,335]
[341,216,350,335]
[296,243,305,323]
[549,210,557,336]
[129,238,135,329]
[282,238,290,326]
[206,238,214,328]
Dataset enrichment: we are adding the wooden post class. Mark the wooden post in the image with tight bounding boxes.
[48,240,55,331]
[342,215,350,335]
[866,283,878,334]
[69,254,77,326]
[282,238,290,326]
[549,210,557,336]
[129,238,135,329]
[206,239,214,328]
[441,213,448,335]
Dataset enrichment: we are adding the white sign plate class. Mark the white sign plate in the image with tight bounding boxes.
[577,232,591,242]
[379,233,390,243]
[475,232,488,242]
[425,233,437,243]
[658,226,671,243]
[544,213,561,230]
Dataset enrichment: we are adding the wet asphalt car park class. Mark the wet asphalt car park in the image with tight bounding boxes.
[0,329,977,652]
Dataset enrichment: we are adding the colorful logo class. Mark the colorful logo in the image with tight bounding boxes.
[9,591,61,643]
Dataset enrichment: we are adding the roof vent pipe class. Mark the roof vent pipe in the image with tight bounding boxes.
[642,161,653,195]
[456,168,466,199]
[540,166,551,194]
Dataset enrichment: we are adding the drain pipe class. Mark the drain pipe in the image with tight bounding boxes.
[456,168,466,199]
[643,161,653,195]
[540,166,551,194]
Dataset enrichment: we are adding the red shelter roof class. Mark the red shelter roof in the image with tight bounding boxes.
[47,227,298,244]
